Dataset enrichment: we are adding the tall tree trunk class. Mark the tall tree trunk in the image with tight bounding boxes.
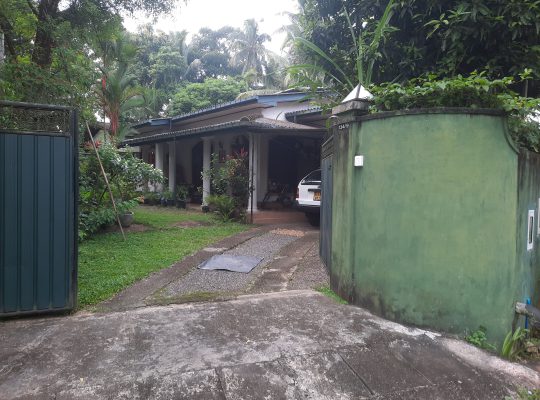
[31,0,60,68]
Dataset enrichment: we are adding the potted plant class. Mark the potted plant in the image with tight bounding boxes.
[176,185,189,209]
[162,189,175,206]
[144,191,158,205]
[117,200,137,228]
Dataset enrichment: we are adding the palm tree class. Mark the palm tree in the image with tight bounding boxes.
[95,34,144,140]
[287,0,395,98]
[231,19,275,86]
[96,62,144,140]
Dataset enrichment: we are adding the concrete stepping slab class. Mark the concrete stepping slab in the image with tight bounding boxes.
[198,255,263,273]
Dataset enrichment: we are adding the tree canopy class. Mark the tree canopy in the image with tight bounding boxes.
[292,0,540,96]
[168,77,245,116]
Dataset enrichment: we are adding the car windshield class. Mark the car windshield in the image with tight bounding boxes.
[302,170,321,184]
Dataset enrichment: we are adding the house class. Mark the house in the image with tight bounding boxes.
[123,91,326,212]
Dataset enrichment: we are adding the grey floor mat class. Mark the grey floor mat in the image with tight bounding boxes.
[198,255,263,273]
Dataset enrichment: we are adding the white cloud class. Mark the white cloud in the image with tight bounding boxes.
[123,0,299,54]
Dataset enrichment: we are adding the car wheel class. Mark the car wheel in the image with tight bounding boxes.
[306,213,320,227]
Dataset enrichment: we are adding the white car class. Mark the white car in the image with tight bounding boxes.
[295,169,321,226]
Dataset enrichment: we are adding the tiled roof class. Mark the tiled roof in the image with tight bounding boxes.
[284,107,323,118]
[123,118,325,146]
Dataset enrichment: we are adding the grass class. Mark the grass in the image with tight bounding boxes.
[133,206,214,228]
[77,206,248,309]
[315,285,348,305]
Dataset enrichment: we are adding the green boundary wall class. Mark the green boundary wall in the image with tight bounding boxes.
[327,109,540,343]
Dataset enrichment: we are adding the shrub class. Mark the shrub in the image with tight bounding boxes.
[370,72,540,152]
[206,194,237,222]
[79,143,163,240]
[501,327,529,360]
[465,326,496,351]
[202,149,249,220]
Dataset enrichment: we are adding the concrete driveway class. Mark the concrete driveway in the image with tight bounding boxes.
[1,290,539,399]
[1,223,539,399]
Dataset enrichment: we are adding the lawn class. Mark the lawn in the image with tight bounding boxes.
[77,206,248,308]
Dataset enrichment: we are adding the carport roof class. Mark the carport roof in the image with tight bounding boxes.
[122,117,325,146]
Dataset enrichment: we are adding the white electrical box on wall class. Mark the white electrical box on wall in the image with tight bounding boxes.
[354,155,364,167]
[527,209,535,251]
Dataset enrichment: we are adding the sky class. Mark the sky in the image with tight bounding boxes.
[123,0,299,54]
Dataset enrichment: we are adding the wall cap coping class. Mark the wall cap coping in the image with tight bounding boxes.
[352,107,506,123]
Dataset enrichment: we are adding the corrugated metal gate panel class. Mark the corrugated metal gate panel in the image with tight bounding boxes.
[320,135,333,270]
[0,102,77,316]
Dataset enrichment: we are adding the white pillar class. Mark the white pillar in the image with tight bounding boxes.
[168,141,176,192]
[258,136,268,203]
[155,142,165,191]
[247,133,259,212]
[202,137,212,205]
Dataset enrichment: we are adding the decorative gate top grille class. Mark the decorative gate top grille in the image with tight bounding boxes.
[0,101,72,135]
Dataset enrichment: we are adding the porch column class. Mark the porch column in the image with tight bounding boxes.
[247,133,259,213]
[168,141,176,193]
[155,142,165,191]
[258,136,268,203]
[202,137,212,206]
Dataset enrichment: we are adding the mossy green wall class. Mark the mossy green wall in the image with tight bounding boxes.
[330,111,522,343]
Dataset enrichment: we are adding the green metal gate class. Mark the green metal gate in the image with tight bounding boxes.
[320,132,334,270]
[0,101,78,316]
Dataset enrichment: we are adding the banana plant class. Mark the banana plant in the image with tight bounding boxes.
[288,0,395,97]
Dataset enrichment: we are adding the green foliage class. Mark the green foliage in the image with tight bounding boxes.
[169,77,245,115]
[206,194,237,222]
[370,73,540,152]
[161,189,174,201]
[202,150,249,222]
[315,285,348,304]
[79,143,163,240]
[506,388,540,400]
[465,326,496,351]
[78,199,137,241]
[95,33,147,139]
[289,0,395,98]
[204,151,249,204]
[186,26,243,81]
[176,185,189,200]
[371,73,512,110]
[501,327,529,360]
[129,25,189,97]
[229,19,284,88]
[291,0,540,95]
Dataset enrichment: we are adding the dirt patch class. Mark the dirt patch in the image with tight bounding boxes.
[171,220,212,228]
[102,223,149,233]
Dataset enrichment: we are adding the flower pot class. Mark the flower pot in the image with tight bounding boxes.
[119,211,134,228]
[167,199,175,207]
[176,199,187,209]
